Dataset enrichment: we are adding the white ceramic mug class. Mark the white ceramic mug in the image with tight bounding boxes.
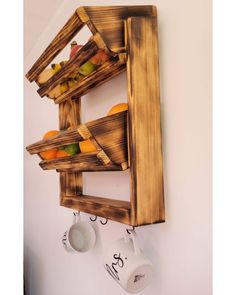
[103,232,154,293]
[62,212,96,253]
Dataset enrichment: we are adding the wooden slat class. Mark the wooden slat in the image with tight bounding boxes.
[86,111,128,165]
[26,128,83,154]
[26,12,84,82]
[59,99,83,198]
[54,57,126,104]
[37,39,99,97]
[26,111,128,165]
[61,195,131,225]
[80,6,157,53]
[39,151,123,171]
[126,17,165,226]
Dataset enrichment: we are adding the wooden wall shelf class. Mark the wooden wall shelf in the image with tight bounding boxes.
[26,5,165,226]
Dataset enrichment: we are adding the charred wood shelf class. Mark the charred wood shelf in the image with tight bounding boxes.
[25,5,165,226]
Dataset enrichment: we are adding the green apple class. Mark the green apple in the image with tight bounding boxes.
[63,144,80,156]
[79,61,96,76]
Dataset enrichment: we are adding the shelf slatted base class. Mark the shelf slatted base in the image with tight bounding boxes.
[61,195,131,225]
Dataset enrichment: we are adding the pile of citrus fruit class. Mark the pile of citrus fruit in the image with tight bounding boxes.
[39,103,128,160]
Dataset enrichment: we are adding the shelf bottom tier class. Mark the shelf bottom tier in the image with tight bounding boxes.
[39,151,128,172]
[61,195,131,225]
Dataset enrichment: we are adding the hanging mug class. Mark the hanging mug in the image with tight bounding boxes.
[62,212,96,253]
[103,231,154,293]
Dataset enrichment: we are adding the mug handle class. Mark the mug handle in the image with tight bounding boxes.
[125,232,141,256]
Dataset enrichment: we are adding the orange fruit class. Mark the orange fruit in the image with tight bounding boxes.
[107,103,128,116]
[43,130,59,139]
[40,130,60,160]
[79,139,97,153]
[40,149,57,160]
[90,49,110,65]
[56,150,69,158]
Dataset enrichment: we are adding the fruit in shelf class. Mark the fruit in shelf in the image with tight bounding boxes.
[43,130,60,139]
[40,130,60,160]
[56,150,69,158]
[79,60,96,76]
[37,60,67,85]
[48,82,68,99]
[63,143,80,156]
[79,140,97,153]
[74,73,84,82]
[90,49,110,65]
[68,78,77,88]
[40,149,58,160]
[37,68,54,84]
[48,85,61,99]
[60,82,69,93]
[51,63,61,73]
[107,103,128,116]
[60,60,68,67]
[70,41,83,59]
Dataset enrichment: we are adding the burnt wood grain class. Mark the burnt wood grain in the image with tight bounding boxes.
[61,195,131,225]
[80,6,157,53]
[126,17,165,225]
[59,98,83,198]
[26,13,84,82]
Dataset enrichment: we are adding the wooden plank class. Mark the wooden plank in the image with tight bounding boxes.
[26,12,84,82]
[37,39,99,97]
[54,57,126,104]
[59,172,67,203]
[61,195,131,225]
[26,111,128,165]
[65,171,82,196]
[80,6,157,52]
[26,128,83,154]
[39,152,123,171]
[126,17,165,226]
[86,111,128,165]
[59,99,83,198]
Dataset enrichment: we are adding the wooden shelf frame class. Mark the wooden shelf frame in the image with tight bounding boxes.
[25,6,165,226]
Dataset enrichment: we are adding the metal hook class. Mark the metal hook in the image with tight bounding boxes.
[90,215,97,222]
[100,218,108,225]
[126,226,135,234]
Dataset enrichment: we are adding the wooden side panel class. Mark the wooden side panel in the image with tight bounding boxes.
[82,6,157,52]
[126,17,165,225]
[61,195,131,225]
[59,98,82,197]
[26,13,84,82]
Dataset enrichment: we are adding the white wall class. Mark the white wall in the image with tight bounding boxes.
[24,0,212,294]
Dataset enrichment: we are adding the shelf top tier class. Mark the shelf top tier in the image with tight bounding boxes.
[25,5,157,83]
[78,5,157,53]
